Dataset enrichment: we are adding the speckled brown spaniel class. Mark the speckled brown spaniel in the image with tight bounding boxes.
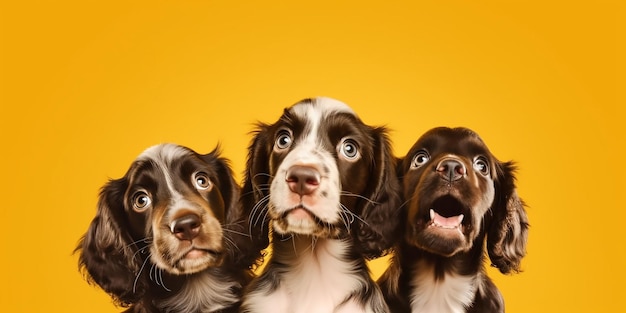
[76,144,258,313]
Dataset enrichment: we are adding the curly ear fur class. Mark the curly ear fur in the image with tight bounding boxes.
[354,127,402,259]
[487,161,529,274]
[203,148,261,271]
[240,124,273,257]
[76,177,146,307]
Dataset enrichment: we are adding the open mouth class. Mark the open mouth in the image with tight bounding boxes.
[427,195,468,231]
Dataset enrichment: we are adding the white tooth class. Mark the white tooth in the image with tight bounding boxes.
[457,214,464,224]
[430,209,435,220]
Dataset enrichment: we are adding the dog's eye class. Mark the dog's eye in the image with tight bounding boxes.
[339,139,360,160]
[473,157,490,176]
[275,130,293,150]
[194,172,212,190]
[411,151,430,168]
[132,191,152,211]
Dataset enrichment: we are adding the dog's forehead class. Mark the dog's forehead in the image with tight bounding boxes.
[138,143,193,165]
[415,127,489,156]
[288,97,356,118]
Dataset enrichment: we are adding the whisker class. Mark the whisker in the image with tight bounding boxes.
[310,236,317,252]
[158,268,171,292]
[340,204,369,227]
[338,206,351,231]
[223,228,251,238]
[292,234,298,257]
[132,246,149,261]
[149,263,156,283]
[224,236,242,257]
[340,192,380,205]
[125,237,152,249]
[133,253,151,293]
[280,234,293,242]
[250,195,270,226]
[249,195,271,236]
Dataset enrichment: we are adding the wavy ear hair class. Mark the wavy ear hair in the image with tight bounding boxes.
[239,123,273,258]
[354,126,402,259]
[487,161,529,274]
[198,148,252,269]
[76,173,144,308]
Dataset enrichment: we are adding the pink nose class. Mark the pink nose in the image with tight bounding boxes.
[437,159,466,181]
[286,165,321,196]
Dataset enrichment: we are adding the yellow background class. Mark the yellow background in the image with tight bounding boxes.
[1,1,623,312]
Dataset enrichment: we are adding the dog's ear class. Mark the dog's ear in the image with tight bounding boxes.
[487,161,529,274]
[203,147,240,221]
[355,127,402,259]
[202,147,261,270]
[75,177,145,307]
[239,124,273,257]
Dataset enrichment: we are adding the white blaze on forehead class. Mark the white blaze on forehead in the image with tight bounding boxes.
[137,143,192,202]
[290,97,357,148]
[290,97,356,117]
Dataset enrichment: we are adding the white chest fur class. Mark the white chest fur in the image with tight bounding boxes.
[246,238,370,313]
[157,269,240,313]
[409,261,476,313]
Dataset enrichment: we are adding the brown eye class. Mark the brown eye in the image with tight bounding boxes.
[194,172,211,190]
[132,191,152,211]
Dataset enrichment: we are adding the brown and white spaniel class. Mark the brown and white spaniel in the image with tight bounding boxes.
[76,144,259,313]
[240,97,402,313]
[378,127,529,313]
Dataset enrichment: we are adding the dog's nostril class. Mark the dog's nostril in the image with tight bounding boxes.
[437,159,465,181]
[171,214,202,241]
[286,165,321,196]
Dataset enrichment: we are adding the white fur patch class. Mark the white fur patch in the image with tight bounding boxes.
[243,239,369,313]
[409,260,476,313]
[157,269,240,312]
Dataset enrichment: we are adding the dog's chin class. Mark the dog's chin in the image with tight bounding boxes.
[409,226,471,257]
[272,206,337,237]
[153,248,224,275]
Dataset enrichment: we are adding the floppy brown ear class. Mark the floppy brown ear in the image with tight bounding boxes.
[355,126,402,259]
[487,161,529,274]
[75,177,146,307]
[239,124,273,256]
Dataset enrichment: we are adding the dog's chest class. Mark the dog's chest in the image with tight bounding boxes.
[157,269,240,313]
[409,261,476,313]
[251,239,367,313]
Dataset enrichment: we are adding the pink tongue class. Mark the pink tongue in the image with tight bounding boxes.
[431,209,464,227]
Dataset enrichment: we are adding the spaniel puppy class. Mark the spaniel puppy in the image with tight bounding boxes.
[240,97,401,313]
[378,127,529,313]
[76,144,258,313]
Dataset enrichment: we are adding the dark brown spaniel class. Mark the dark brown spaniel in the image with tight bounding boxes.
[378,127,529,313]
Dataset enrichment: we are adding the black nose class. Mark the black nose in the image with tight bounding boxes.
[437,159,466,181]
[286,165,321,196]
[171,214,202,241]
